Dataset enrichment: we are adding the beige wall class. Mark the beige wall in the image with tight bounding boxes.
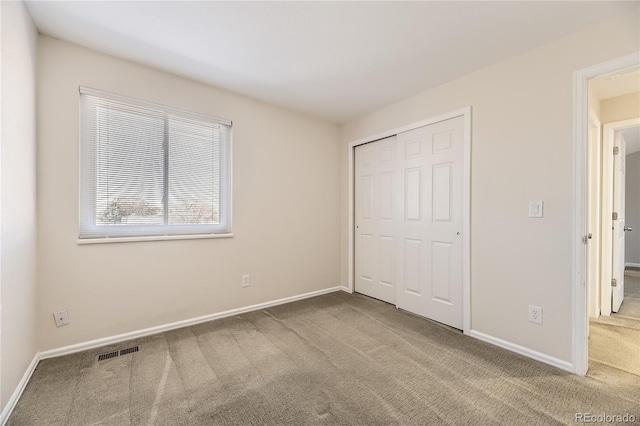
[37,36,341,351]
[0,0,38,410]
[625,151,640,265]
[600,92,640,124]
[340,14,639,363]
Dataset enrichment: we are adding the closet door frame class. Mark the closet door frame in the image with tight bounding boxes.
[347,106,471,335]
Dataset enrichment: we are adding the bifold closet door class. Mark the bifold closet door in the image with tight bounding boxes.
[354,136,399,304]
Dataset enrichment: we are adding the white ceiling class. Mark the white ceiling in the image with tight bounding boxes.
[25,1,638,124]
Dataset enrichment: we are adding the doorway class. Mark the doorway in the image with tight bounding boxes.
[349,108,471,333]
[599,120,640,316]
[588,121,640,377]
[575,55,640,376]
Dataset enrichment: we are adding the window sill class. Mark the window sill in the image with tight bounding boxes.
[77,233,233,245]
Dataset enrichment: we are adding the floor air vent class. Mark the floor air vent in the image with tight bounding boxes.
[120,345,139,356]
[97,345,139,361]
[97,351,119,361]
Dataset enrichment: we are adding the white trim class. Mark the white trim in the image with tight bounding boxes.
[0,353,41,426]
[573,63,589,376]
[586,110,602,320]
[348,139,354,293]
[572,52,640,377]
[0,2,3,412]
[340,286,352,293]
[603,119,640,132]
[40,286,342,360]
[79,86,232,127]
[462,108,472,334]
[347,108,471,149]
[470,330,573,373]
[347,107,472,335]
[625,263,640,268]
[77,232,234,245]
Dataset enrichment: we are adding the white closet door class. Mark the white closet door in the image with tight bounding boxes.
[396,116,464,329]
[354,136,399,304]
[354,116,464,329]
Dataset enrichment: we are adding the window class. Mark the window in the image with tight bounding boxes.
[79,87,232,241]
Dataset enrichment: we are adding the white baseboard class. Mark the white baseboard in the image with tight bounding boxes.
[625,262,640,268]
[340,286,352,293]
[40,286,342,360]
[470,330,573,373]
[0,352,41,426]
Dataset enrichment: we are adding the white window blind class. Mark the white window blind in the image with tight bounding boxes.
[79,87,232,240]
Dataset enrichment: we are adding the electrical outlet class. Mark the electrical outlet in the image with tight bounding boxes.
[242,274,251,288]
[53,310,70,327]
[528,305,543,325]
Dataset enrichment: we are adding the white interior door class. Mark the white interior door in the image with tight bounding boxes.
[600,120,640,316]
[354,136,399,304]
[612,132,626,312]
[395,116,464,329]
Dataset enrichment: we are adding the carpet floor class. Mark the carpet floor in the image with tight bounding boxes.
[588,272,640,378]
[588,322,640,376]
[8,292,640,425]
[618,275,640,319]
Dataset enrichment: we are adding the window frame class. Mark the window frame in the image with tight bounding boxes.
[78,86,233,243]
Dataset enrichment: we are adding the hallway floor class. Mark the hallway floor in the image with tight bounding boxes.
[588,272,640,379]
[618,274,640,319]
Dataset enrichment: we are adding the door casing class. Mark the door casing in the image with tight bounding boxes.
[587,110,601,319]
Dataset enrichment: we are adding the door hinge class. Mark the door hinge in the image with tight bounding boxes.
[613,146,620,155]
[611,278,617,287]
[613,212,618,220]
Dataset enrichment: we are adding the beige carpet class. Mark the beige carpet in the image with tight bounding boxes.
[619,298,640,319]
[588,272,640,379]
[618,275,640,319]
[588,322,640,376]
[9,292,640,425]
[591,274,640,329]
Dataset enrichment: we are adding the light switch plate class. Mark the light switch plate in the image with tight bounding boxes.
[529,201,543,218]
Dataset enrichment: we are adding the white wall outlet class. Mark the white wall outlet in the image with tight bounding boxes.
[53,310,70,327]
[528,305,543,325]
[242,274,251,288]
[528,201,543,218]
